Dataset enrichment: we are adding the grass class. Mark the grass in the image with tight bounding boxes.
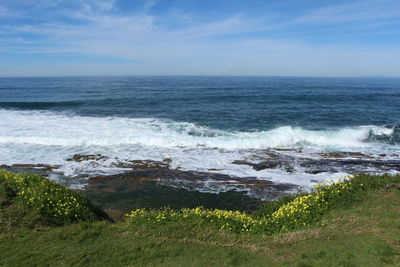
[1,170,399,266]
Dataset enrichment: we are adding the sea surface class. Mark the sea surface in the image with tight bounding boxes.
[1,76,399,196]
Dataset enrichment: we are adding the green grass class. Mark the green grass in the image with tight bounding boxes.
[1,170,399,266]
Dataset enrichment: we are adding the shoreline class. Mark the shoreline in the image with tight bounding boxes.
[2,151,400,219]
[0,162,291,219]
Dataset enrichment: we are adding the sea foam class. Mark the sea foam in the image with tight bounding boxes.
[0,109,394,149]
[0,109,398,190]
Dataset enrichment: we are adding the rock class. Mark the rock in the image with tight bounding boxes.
[230,180,273,188]
[163,158,172,163]
[346,152,373,158]
[321,152,373,159]
[265,152,279,158]
[86,163,297,203]
[322,152,345,158]
[285,165,295,173]
[0,163,59,177]
[274,148,298,152]
[67,154,107,162]
[232,160,280,170]
[10,163,57,171]
[231,160,254,167]
[252,161,280,171]
[114,159,170,169]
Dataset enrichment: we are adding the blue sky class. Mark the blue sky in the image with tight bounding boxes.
[1,0,400,77]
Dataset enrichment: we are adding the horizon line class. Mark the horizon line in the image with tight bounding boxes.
[0,74,397,79]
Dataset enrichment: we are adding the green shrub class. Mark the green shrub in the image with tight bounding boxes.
[0,178,16,207]
[0,170,104,225]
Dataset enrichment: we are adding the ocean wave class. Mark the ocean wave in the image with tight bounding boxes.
[0,109,397,149]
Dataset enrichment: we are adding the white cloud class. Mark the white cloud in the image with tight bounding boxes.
[1,0,400,76]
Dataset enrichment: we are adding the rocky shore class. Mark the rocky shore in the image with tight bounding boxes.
[1,150,399,219]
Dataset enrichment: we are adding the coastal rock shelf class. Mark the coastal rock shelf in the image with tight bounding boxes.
[232,150,400,174]
[86,164,296,200]
[1,149,400,218]
[2,151,400,198]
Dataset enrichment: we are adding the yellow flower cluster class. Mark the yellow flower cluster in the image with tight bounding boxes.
[18,186,82,217]
[271,175,354,224]
[272,194,317,220]
[181,207,254,222]
[126,175,358,233]
[126,207,262,232]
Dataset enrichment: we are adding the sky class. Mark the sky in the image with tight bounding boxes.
[1,0,400,77]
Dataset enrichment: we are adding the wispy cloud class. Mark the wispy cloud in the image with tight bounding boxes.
[0,0,400,76]
[142,0,158,13]
[292,0,400,25]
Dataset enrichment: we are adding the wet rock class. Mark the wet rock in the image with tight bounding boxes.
[232,160,280,170]
[321,152,373,159]
[113,159,170,169]
[129,160,169,169]
[322,152,345,158]
[253,161,280,171]
[274,148,299,152]
[336,159,400,168]
[305,167,338,174]
[67,154,107,162]
[300,158,400,174]
[284,165,295,173]
[234,149,400,175]
[7,163,58,171]
[163,158,172,163]
[86,164,296,203]
[346,152,373,158]
[0,163,59,177]
[232,160,254,167]
[265,152,279,158]
[228,180,273,188]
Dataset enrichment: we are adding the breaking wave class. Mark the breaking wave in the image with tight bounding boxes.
[0,109,397,149]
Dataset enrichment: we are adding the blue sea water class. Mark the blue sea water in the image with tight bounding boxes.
[0,76,399,192]
[1,76,400,131]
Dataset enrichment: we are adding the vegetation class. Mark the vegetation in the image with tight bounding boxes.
[0,170,106,226]
[125,174,398,235]
[1,170,399,266]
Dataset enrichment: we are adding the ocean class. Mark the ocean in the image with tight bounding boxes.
[1,76,399,199]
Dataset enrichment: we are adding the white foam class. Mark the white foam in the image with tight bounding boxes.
[0,109,398,190]
[0,109,392,149]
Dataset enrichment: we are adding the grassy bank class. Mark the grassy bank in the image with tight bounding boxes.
[1,170,399,266]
